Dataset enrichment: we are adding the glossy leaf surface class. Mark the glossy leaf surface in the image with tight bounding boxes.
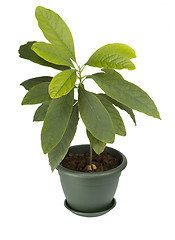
[48,104,79,171]
[22,82,51,105]
[86,130,106,155]
[49,69,77,98]
[96,94,126,136]
[99,93,136,125]
[89,69,161,119]
[33,102,50,122]
[19,41,70,70]
[31,42,74,67]
[41,90,74,154]
[35,6,76,61]
[86,43,136,70]
[78,86,115,143]
[20,76,52,90]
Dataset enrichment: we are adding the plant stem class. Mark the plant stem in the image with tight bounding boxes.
[75,62,87,84]
[90,145,92,166]
[80,64,86,72]
[77,64,82,82]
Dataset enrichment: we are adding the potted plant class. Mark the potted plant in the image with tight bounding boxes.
[19,6,161,217]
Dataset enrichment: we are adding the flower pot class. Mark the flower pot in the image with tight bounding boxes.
[57,144,127,217]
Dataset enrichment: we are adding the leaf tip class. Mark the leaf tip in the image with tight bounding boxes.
[49,159,58,172]
[51,166,55,172]
[107,134,115,144]
[130,64,136,71]
[30,43,35,51]
[35,5,42,14]
[158,114,162,120]
[154,109,161,120]
[21,98,26,105]
[42,144,49,154]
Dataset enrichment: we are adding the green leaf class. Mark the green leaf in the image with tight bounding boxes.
[78,86,115,143]
[33,99,77,122]
[35,6,76,61]
[86,130,106,155]
[33,102,50,122]
[20,76,52,90]
[98,93,136,125]
[18,41,70,70]
[41,90,74,154]
[86,43,136,70]
[49,69,77,98]
[21,82,51,105]
[31,42,74,68]
[48,103,79,171]
[88,69,161,119]
[96,94,126,136]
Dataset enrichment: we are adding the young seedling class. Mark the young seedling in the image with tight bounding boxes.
[19,6,161,171]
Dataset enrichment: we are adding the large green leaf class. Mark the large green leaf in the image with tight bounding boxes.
[86,130,106,155]
[33,100,78,122]
[49,69,77,98]
[20,76,52,90]
[48,103,79,171]
[96,94,126,136]
[33,102,50,122]
[88,69,161,119]
[78,86,115,143]
[19,41,70,70]
[21,82,51,105]
[98,93,136,125]
[41,90,74,154]
[86,43,136,70]
[31,42,74,68]
[35,6,76,61]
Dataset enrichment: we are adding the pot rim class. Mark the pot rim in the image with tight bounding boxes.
[56,144,127,178]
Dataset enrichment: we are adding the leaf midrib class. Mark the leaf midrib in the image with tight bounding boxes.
[51,70,76,97]
[81,90,113,137]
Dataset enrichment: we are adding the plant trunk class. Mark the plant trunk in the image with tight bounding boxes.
[90,145,92,166]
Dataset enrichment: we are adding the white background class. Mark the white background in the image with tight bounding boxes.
[1,0,175,239]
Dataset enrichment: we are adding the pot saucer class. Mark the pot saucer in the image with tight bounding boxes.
[64,198,116,217]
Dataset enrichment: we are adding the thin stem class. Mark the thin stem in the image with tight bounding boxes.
[90,145,92,166]
[81,75,88,83]
[74,61,79,70]
[75,62,87,84]
[77,65,82,82]
[80,64,86,72]
[73,100,78,106]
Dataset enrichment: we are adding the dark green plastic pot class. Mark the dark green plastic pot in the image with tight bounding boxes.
[57,144,127,217]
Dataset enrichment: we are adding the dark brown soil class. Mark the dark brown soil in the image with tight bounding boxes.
[61,152,121,173]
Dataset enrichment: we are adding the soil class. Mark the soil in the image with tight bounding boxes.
[61,152,121,173]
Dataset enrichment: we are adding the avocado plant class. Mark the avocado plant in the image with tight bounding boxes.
[19,6,161,172]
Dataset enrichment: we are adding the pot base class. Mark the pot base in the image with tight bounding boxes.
[64,198,116,217]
